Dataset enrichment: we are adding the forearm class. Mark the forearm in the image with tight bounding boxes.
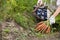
[33,6,39,12]
[52,6,60,17]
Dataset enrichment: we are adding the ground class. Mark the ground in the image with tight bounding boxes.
[0,21,60,40]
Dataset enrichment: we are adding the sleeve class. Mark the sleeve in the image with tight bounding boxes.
[57,0,60,6]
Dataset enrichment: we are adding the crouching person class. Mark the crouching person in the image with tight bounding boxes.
[33,0,51,33]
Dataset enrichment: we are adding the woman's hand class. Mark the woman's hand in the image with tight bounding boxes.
[49,16,55,25]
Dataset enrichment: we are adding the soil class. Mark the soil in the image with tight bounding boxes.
[0,21,60,40]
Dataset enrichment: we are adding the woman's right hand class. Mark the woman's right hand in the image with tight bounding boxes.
[49,16,55,25]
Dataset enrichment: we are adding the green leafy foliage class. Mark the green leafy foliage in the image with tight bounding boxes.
[0,0,37,29]
[0,0,60,31]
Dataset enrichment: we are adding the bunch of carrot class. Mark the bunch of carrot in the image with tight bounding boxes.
[35,22,50,33]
